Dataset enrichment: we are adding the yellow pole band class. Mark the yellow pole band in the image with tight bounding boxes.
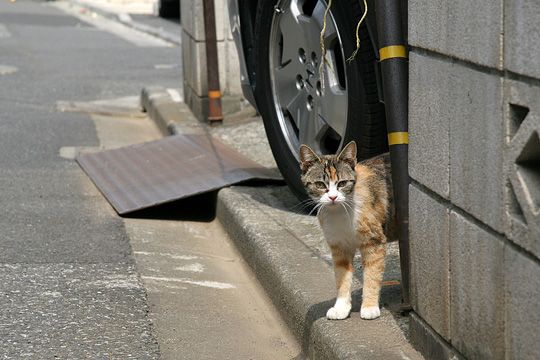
[379,45,407,61]
[388,132,409,145]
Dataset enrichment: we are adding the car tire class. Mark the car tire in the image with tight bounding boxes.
[254,0,387,203]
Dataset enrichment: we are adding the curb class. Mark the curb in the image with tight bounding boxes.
[140,87,204,136]
[142,86,423,359]
[216,187,422,359]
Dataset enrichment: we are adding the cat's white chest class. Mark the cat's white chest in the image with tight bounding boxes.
[318,207,355,248]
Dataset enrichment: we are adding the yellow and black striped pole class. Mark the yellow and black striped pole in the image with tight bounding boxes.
[375,0,411,310]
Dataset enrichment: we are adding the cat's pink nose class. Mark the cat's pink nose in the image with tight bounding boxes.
[329,195,337,202]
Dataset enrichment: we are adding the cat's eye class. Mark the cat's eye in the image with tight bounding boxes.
[314,182,327,190]
[337,180,350,188]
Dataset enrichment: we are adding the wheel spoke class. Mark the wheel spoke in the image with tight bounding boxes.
[299,103,326,151]
[274,62,303,117]
[319,85,347,137]
[278,2,303,63]
[285,92,305,128]
[298,14,321,52]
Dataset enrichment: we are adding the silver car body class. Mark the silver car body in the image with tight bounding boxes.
[227,0,257,108]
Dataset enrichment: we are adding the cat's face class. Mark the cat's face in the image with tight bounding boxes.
[299,142,357,206]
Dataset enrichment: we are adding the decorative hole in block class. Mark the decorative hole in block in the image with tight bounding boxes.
[516,131,540,215]
[509,103,529,139]
[508,181,527,225]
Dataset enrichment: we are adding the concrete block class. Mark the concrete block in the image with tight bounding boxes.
[181,31,193,96]
[184,84,208,122]
[184,83,244,122]
[180,0,204,41]
[224,40,242,95]
[504,0,540,79]
[180,0,244,120]
[504,79,540,259]
[409,184,450,339]
[504,180,530,251]
[180,1,193,39]
[503,79,539,142]
[505,246,540,360]
[182,35,238,97]
[409,312,465,360]
[181,0,230,42]
[408,0,503,68]
[214,0,228,42]
[189,35,207,97]
[449,211,505,360]
[449,66,504,232]
[216,41,229,95]
[409,52,450,198]
[225,1,233,41]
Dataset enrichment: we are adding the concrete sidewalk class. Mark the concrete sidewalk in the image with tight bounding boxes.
[141,87,423,359]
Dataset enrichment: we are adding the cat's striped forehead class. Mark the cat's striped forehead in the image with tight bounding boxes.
[321,158,339,182]
[305,155,355,183]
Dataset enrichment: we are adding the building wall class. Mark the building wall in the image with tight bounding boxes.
[180,0,243,121]
[408,0,540,359]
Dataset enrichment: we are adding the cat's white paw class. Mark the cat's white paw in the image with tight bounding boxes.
[360,306,380,320]
[326,303,351,320]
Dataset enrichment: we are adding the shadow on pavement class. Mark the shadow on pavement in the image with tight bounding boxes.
[124,191,217,222]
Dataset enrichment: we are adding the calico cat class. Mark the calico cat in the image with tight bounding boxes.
[299,141,394,320]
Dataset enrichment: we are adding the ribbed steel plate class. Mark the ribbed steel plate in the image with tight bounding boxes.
[77,134,282,214]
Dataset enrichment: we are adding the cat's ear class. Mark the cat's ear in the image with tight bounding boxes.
[337,141,357,168]
[299,144,320,172]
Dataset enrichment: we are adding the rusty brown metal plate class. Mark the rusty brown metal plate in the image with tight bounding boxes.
[77,134,282,215]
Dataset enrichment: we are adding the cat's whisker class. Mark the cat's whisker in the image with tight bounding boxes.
[308,202,323,217]
[293,204,315,214]
[290,199,319,215]
[316,205,327,219]
[344,199,361,215]
[339,202,352,221]
[341,200,353,212]
[290,198,316,210]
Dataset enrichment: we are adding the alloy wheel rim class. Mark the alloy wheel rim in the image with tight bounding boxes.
[269,0,348,160]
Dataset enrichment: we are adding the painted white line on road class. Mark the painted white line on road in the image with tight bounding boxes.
[0,24,11,38]
[142,276,236,289]
[117,13,132,22]
[0,65,17,75]
[59,146,101,159]
[134,251,199,260]
[154,64,179,69]
[174,263,205,273]
[166,88,183,103]
[87,275,141,289]
[50,1,173,47]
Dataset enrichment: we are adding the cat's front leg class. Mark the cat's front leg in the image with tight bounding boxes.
[358,233,386,320]
[326,245,354,320]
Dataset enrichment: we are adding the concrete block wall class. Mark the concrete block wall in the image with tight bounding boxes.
[180,0,243,122]
[408,0,540,359]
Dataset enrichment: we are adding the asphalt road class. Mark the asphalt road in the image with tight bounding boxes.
[0,0,180,357]
[0,1,299,358]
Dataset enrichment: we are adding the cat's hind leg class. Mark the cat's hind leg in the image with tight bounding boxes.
[358,231,386,320]
[326,245,355,320]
